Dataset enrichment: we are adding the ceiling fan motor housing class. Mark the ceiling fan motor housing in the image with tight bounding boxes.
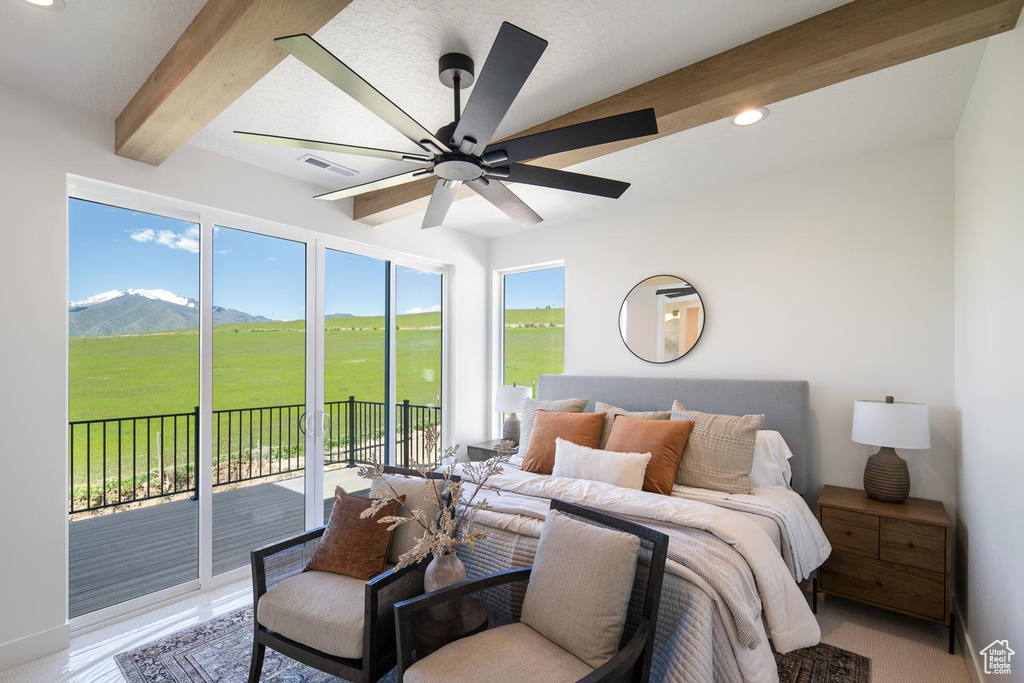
[438,52,475,89]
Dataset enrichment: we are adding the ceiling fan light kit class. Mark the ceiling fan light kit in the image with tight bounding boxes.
[236,22,658,229]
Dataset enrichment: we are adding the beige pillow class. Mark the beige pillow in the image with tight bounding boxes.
[521,510,640,668]
[551,438,651,490]
[372,474,440,565]
[518,397,588,456]
[594,401,671,448]
[671,401,765,494]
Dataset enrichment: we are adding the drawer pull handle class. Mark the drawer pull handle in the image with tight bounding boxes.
[908,542,915,549]
[846,531,853,536]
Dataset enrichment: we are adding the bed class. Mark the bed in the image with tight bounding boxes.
[454,375,831,683]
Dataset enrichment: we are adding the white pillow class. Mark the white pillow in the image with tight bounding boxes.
[749,430,794,489]
[551,438,651,490]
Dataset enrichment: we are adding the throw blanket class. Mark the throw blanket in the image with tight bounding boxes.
[456,466,820,656]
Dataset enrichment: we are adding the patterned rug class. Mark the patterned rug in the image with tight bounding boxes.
[116,606,869,682]
[775,642,871,683]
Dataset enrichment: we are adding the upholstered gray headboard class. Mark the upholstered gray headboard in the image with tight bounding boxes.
[538,375,810,494]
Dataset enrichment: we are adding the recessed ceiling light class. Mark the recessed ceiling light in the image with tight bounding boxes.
[23,0,65,8]
[732,107,769,126]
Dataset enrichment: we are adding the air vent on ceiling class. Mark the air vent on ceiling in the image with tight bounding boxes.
[298,154,358,177]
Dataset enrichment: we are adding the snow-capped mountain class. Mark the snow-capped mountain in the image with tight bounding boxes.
[68,289,272,337]
[69,288,197,310]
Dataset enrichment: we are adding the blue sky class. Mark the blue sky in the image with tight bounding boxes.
[504,267,564,309]
[69,199,454,319]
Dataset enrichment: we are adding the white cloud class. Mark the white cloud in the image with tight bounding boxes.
[266,257,277,261]
[216,249,231,255]
[154,225,200,253]
[403,304,442,314]
[129,228,155,243]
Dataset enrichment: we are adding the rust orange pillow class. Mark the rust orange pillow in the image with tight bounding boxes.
[305,487,404,580]
[522,410,606,475]
[605,415,694,495]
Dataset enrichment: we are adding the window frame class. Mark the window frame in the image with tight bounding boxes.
[491,261,565,438]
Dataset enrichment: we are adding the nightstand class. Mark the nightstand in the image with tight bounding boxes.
[814,485,955,653]
[465,439,516,461]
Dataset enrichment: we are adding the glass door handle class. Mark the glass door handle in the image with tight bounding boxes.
[318,409,330,436]
[298,411,315,437]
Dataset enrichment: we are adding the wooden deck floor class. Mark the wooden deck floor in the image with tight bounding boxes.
[69,468,368,618]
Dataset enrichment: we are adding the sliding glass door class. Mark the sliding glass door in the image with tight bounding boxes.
[68,182,447,621]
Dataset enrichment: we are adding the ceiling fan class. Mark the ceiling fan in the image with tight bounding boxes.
[235,22,659,229]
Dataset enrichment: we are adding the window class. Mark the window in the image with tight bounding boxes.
[395,266,443,465]
[502,266,565,397]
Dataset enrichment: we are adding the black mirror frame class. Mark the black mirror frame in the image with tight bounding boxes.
[618,274,706,364]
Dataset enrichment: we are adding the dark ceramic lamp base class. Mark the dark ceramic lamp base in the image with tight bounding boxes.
[863,446,910,503]
[502,413,520,447]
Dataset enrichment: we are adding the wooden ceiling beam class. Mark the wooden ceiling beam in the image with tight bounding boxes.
[115,0,353,166]
[354,0,1024,226]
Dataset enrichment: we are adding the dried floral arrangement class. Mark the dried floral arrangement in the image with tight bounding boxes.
[357,426,513,569]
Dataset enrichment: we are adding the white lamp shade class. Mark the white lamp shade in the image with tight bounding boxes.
[495,384,531,413]
[852,400,931,449]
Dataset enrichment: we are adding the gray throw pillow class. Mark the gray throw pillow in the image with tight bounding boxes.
[372,474,440,565]
[520,510,640,668]
[671,401,765,494]
[518,398,588,456]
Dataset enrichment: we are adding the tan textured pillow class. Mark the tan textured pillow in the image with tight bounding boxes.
[671,401,765,494]
[551,438,652,490]
[523,411,606,475]
[372,474,439,565]
[518,397,588,455]
[521,510,640,668]
[306,487,404,580]
[595,401,671,448]
[605,415,693,495]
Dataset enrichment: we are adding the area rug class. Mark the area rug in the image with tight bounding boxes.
[117,606,869,682]
[775,642,871,683]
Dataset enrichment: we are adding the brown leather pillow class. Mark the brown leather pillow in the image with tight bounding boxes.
[305,486,404,580]
[523,411,606,475]
[605,415,694,495]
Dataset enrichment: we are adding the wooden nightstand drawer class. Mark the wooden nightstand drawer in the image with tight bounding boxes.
[821,551,946,621]
[880,518,946,573]
[821,507,879,558]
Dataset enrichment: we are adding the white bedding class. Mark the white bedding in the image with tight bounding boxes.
[457,465,822,682]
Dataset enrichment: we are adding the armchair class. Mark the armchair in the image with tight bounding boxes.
[248,466,455,683]
[394,499,669,683]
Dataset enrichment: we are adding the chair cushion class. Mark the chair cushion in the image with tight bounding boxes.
[257,570,366,659]
[403,622,593,683]
[305,486,403,579]
[605,415,694,495]
[522,410,606,475]
[373,474,440,565]
[520,510,640,668]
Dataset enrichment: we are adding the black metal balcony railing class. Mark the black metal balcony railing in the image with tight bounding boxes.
[68,398,441,514]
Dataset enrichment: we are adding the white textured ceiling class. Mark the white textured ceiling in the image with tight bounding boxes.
[0,0,206,116]
[189,0,852,191]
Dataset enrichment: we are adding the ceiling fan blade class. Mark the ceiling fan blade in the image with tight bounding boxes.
[482,108,658,165]
[467,177,542,226]
[500,164,630,199]
[276,34,449,154]
[450,23,547,156]
[315,168,432,201]
[422,179,459,229]
[234,131,432,163]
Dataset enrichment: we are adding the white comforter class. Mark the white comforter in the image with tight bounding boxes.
[457,466,821,681]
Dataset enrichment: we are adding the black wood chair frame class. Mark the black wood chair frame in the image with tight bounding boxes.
[393,499,670,683]
[249,466,457,683]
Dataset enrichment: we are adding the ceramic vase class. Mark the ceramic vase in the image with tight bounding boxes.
[424,552,466,620]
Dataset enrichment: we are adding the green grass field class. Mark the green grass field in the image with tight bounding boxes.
[68,309,562,502]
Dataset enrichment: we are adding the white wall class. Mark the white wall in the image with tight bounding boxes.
[0,82,490,670]
[491,139,957,510]
[953,18,1024,678]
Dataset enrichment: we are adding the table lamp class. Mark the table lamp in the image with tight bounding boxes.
[495,383,532,446]
[852,396,931,503]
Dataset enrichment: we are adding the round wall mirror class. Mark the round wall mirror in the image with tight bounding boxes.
[618,275,705,363]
